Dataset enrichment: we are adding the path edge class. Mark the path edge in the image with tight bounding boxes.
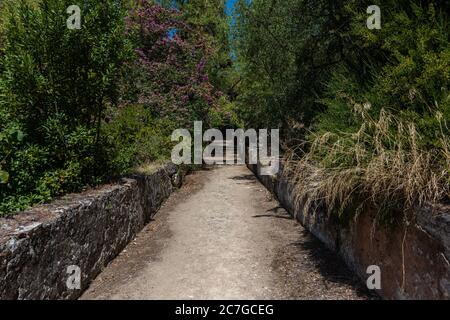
[248,163,450,300]
[0,162,185,300]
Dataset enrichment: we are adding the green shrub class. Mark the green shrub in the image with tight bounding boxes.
[208,97,244,129]
[0,0,131,216]
[316,1,450,143]
[286,1,450,221]
[103,104,176,175]
[235,0,450,221]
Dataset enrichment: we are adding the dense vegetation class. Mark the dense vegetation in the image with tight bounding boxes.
[0,0,448,221]
[0,0,231,215]
[234,0,449,222]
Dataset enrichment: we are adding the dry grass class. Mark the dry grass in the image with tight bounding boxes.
[283,107,450,221]
[134,158,169,175]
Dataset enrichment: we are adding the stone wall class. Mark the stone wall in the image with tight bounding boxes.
[249,163,450,300]
[0,163,182,300]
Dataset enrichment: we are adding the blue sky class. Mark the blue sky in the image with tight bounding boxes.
[226,0,238,15]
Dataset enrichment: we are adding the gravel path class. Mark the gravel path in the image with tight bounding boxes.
[81,165,373,300]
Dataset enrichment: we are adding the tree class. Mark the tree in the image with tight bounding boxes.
[233,0,348,132]
[0,0,132,213]
[124,1,221,127]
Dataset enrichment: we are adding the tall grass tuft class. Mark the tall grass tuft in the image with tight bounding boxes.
[284,106,449,222]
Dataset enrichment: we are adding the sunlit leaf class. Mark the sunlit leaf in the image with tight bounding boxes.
[0,170,9,184]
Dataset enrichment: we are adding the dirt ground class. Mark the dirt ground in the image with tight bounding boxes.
[81,165,374,300]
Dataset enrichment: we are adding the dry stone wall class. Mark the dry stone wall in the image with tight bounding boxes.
[0,163,181,300]
[249,163,450,300]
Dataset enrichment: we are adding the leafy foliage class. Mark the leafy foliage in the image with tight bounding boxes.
[234,0,347,131]
[0,0,131,215]
[174,0,235,95]
[233,0,450,218]
[103,104,176,174]
[0,0,234,216]
[123,1,223,128]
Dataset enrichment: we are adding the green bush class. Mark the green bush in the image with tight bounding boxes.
[0,0,131,216]
[103,104,177,175]
[234,0,450,220]
[316,1,450,143]
[292,1,450,219]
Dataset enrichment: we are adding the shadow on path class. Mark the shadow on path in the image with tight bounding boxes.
[253,206,294,220]
[291,229,379,299]
[229,174,257,182]
[251,196,378,299]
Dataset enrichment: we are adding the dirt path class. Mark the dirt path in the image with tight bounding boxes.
[81,165,372,300]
